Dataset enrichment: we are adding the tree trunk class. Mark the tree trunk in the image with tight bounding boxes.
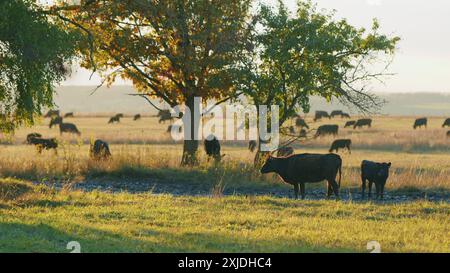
[181,95,201,166]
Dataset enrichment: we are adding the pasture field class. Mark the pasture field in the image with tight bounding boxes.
[0,115,449,253]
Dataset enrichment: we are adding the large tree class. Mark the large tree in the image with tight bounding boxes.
[47,0,252,165]
[0,0,77,132]
[237,1,399,161]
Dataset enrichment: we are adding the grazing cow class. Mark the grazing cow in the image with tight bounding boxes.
[64,112,74,118]
[330,110,343,118]
[204,135,224,162]
[354,119,372,129]
[344,120,356,128]
[59,123,81,136]
[315,125,339,138]
[108,115,120,124]
[49,116,63,128]
[90,139,111,160]
[28,137,58,153]
[442,118,450,128]
[157,110,173,124]
[134,114,141,121]
[44,110,60,118]
[26,133,42,144]
[361,160,391,200]
[248,140,257,152]
[261,153,342,199]
[329,139,352,154]
[413,118,427,129]
[295,117,309,129]
[314,111,330,122]
[277,146,294,157]
[341,113,351,119]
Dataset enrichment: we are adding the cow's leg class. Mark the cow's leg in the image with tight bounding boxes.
[347,145,351,154]
[299,183,305,200]
[327,182,333,198]
[368,181,373,199]
[375,183,380,200]
[293,183,299,199]
[361,177,366,199]
[330,180,340,198]
[380,184,385,200]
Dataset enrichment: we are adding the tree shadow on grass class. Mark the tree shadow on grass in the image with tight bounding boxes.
[0,222,358,253]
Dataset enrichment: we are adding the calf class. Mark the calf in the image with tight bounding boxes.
[315,125,339,138]
[314,111,330,122]
[329,139,352,154]
[90,139,112,160]
[295,117,309,129]
[28,137,58,154]
[134,114,141,121]
[413,118,427,129]
[59,123,81,136]
[276,146,294,157]
[354,119,372,129]
[361,160,391,199]
[442,118,450,128]
[261,153,342,199]
[344,120,356,128]
[204,135,224,162]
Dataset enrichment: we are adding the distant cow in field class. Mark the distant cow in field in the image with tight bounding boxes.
[134,114,141,121]
[108,115,120,124]
[330,110,343,118]
[344,120,356,128]
[64,112,74,118]
[248,140,257,152]
[28,137,58,154]
[442,118,450,128]
[329,139,352,154]
[90,139,111,160]
[158,110,173,124]
[295,117,309,129]
[314,111,330,122]
[413,118,427,129]
[361,160,391,200]
[354,119,372,129]
[341,113,351,119]
[116,113,124,118]
[59,122,81,136]
[49,116,63,128]
[204,135,224,162]
[44,110,60,118]
[276,146,294,157]
[261,153,342,199]
[26,133,42,144]
[315,125,339,138]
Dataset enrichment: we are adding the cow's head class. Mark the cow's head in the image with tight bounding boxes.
[377,162,392,179]
[261,156,278,174]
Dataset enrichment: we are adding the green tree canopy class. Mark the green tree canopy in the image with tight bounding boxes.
[0,0,78,132]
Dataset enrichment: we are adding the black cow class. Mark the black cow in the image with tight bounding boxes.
[134,114,141,121]
[248,140,257,152]
[116,113,124,118]
[330,110,343,118]
[28,137,58,154]
[44,110,60,118]
[49,116,63,128]
[90,139,112,160]
[64,112,74,118]
[329,139,352,154]
[341,113,351,119]
[442,118,450,128]
[204,135,224,162]
[261,153,342,199]
[108,115,120,124]
[314,111,330,122]
[413,118,427,129]
[59,123,81,136]
[26,133,42,144]
[315,125,339,138]
[354,119,372,129]
[361,160,391,199]
[158,110,173,124]
[295,117,309,129]
[276,146,294,157]
[344,120,356,128]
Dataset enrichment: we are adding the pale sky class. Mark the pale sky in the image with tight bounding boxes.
[62,0,450,93]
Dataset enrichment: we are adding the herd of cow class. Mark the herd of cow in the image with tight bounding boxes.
[23,109,450,200]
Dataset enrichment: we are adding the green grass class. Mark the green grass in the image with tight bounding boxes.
[0,179,448,253]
